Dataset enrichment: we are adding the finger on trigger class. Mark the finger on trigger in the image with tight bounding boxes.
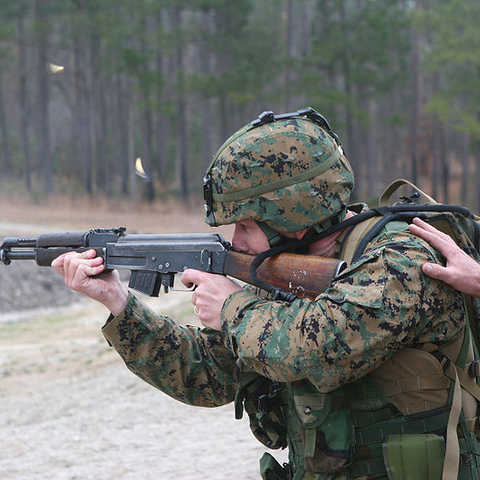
[181,268,202,288]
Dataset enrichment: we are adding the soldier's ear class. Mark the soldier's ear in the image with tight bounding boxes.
[293,228,309,240]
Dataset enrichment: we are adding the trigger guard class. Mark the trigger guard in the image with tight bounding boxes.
[171,283,196,293]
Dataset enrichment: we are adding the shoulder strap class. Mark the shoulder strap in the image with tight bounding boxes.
[340,216,385,265]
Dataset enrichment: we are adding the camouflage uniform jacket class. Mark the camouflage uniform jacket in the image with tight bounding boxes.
[101,214,466,476]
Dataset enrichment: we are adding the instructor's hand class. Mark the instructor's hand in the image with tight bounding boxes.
[409,217,480,298]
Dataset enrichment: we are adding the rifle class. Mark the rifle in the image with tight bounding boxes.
[0,227,346,301]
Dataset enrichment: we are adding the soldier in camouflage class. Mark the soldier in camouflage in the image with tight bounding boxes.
[52,108,480,479]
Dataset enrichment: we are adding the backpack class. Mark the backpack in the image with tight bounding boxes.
[340,179,480,480]
[342,178,480,352]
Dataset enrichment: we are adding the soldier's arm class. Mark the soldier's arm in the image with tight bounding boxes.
[102,293,237,407]
[51,249,237,406]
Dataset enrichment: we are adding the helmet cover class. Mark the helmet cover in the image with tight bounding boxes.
[204,110,354,234]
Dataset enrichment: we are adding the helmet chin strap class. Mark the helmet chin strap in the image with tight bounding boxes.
[300,205,348,243]
[256,204,348,249]
[256,222,288,248]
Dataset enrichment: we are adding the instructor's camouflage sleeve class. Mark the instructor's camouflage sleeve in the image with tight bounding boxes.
[102,295,237,407]
[220,223,465,392]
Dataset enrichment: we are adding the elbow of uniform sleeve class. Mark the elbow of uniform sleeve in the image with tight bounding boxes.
[221,289,265,354]
[221,289,314,383]
[102,292,149,347]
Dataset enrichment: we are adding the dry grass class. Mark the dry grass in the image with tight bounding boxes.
[0,193,234,238]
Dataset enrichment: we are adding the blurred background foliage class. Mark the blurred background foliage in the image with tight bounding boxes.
[1,0,480,211]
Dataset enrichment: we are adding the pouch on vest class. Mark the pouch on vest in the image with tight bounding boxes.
[382,433,444,480]
[291,380,355,474]
[234,371,287,450]
[259,452,292,480]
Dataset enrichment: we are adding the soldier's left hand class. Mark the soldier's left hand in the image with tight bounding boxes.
[181,269,242,330]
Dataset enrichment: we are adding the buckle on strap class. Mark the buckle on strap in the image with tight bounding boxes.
[431,350,451,372]
[203,173,216,225]
[469,359,480,378]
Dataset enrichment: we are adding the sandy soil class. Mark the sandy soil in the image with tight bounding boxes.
[0,197,287,479]
[0,296,289,480]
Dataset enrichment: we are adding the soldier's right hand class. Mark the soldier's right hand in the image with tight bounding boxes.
[51,249,129,316]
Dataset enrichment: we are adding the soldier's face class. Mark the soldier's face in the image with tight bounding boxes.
[232,221,270,255]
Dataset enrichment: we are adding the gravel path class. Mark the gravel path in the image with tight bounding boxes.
[0,362,270,479]
[0,288,288,480]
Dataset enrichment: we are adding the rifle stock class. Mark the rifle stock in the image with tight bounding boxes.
[224,250,345,299]
[0,227,345,300]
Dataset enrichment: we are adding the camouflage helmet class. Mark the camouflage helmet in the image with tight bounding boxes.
[203,107,354,241]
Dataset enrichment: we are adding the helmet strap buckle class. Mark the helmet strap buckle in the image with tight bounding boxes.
[203,173,216,225]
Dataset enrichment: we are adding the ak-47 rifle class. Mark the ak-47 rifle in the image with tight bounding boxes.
[0,227,345,301]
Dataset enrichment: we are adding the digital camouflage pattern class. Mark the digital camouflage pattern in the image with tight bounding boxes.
[103,297,237,407]
[220,219,464,392]
[205,117,354,234]
[102,215,466,479]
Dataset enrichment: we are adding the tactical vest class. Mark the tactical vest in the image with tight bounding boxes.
[235,210,480,480]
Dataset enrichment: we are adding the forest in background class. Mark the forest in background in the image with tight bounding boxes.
[0,0,480,211]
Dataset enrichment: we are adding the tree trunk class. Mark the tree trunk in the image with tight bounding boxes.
[73,29,92,194]
[115,74,130,195]
[89,30,104,194]
[155,7,168,184]
[409,14,421,185]
[172,7,189,200]
[0,76,12,180]
[459,132,469,206]
[439,125,448,203]
[18,10,32,192]
[284,0,294,111]
[35,0,53,195]
[200,8,214,169]
[338,1,358,196]
[140,17,155,203]
[365,99,378,197]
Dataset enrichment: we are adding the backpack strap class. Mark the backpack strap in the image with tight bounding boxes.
[430,320,480,480]
[340,215,385,266]
[443,363,462,480]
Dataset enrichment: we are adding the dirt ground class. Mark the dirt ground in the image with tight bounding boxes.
[0,196,287,480]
